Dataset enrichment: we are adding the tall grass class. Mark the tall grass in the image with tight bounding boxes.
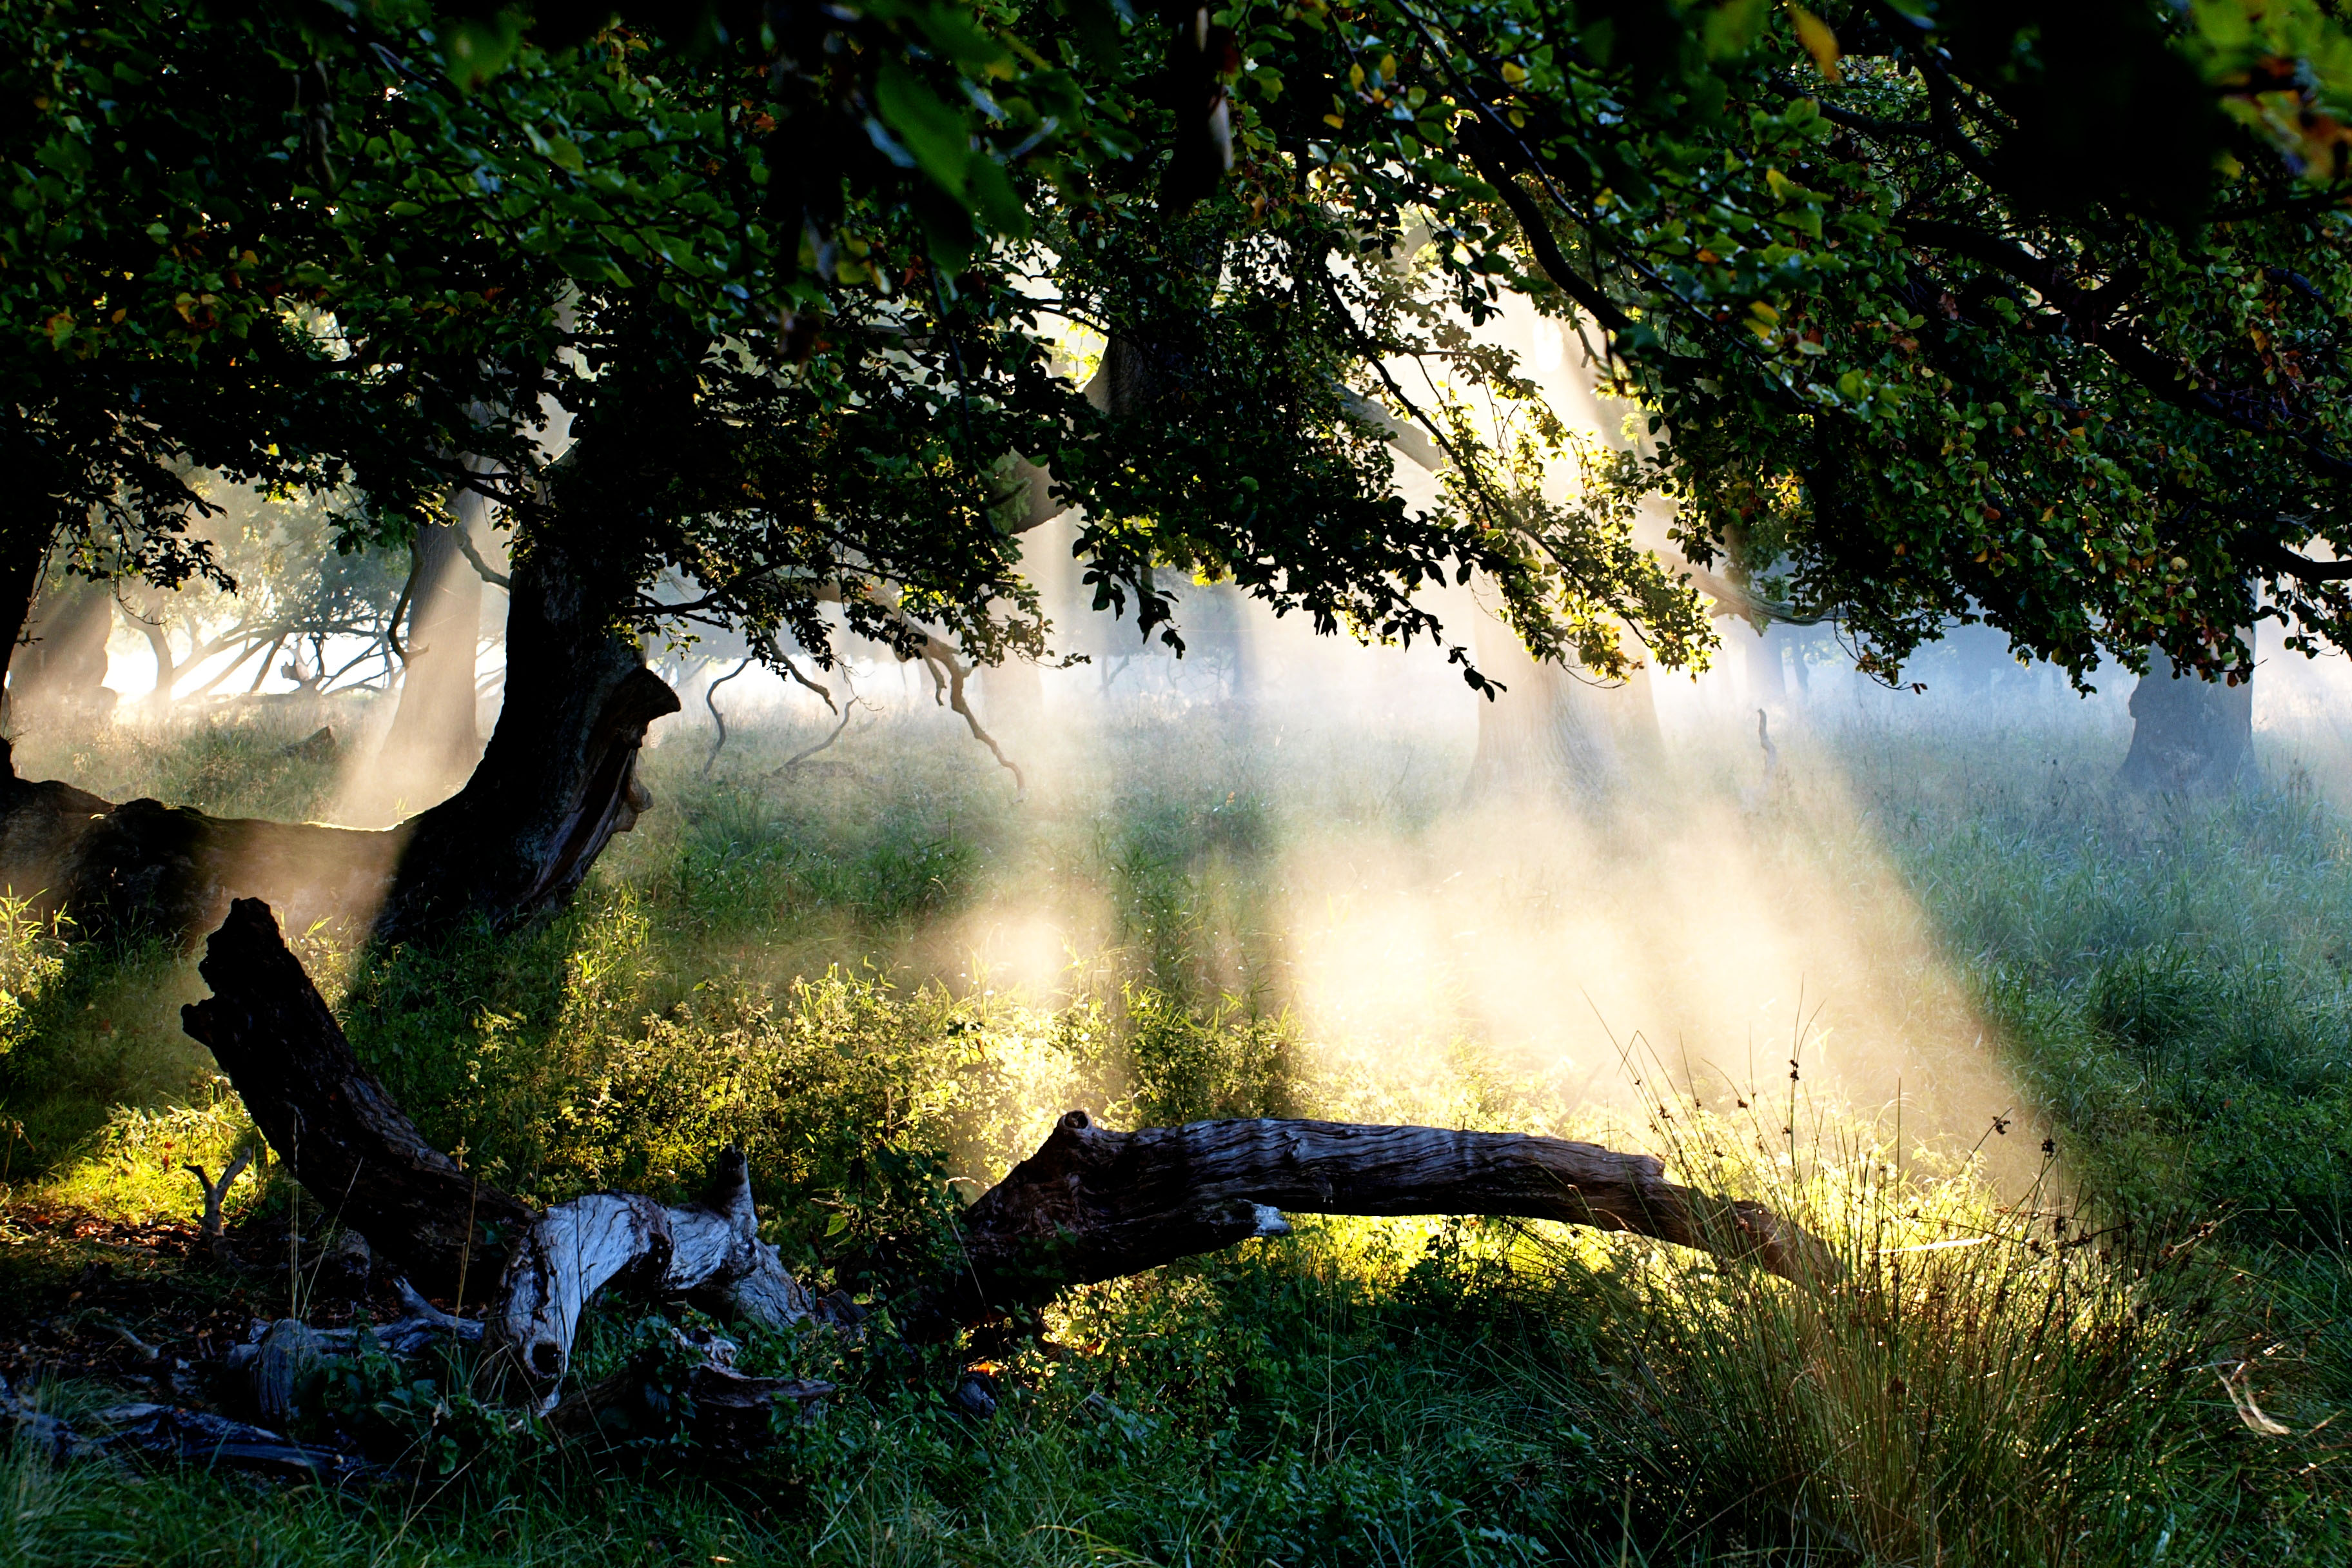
[1,698,2348,1562]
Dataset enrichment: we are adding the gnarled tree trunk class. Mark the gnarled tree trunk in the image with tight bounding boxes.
[0,742,408,939]
[2118,641,2253,794]
[0,513,671,944]
[180,899,531,1295]
[181,899,1832,1404]
[371,531,676,942]
[938,1108,1828,1321]
[0,516,54,705]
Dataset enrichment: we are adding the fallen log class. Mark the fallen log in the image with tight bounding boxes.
[545,1326,833,1451]
[179,899,532,1297]
[180,899,1834,1409]
[941,1110,1833,1321]
[1,1379,369,1481]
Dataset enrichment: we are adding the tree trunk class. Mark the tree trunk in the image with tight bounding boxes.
[2117,641,2253,793]
[9,578,117,722]
[0,533,50,703]
[1462,606,1651,805]
[0,739,409,939]
[1741,621,1787,703]
[179,899,531,1295]
[0,523,672,945]
[373,502,487,803]
[369,529,677,943]
[938,1108,1830,1322]
[179,900,1832,1400]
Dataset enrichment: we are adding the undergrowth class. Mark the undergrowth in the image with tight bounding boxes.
[0,701,2346,1563]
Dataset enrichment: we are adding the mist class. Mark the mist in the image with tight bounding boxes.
[15,295,2350,1207]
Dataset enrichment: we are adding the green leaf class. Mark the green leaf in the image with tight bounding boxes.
[965,156,1031,239]
[444,14,525,93]
[1057,0,1131,69]
[1703,0,1770,59]
[876,61,973,195]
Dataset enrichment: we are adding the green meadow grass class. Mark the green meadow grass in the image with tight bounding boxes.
[0,694,2346,1564]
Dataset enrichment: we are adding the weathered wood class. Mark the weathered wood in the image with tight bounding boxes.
[489,1146,811,1400]
[945,1110,1835,1319]
[178,903,1830,1416]
[0,738,408,944]
[368,530,681,942]
[179,898,533,1295]
[183,1150,252,1249]
[250,1319,322,1426]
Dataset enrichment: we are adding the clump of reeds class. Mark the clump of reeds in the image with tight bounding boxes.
[1540,1070,2259,1566]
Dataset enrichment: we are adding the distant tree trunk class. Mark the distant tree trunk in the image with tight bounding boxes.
[0,535,50,704]
[1741,621,1787,703]
[2118,641,2253,793]
[369,525,676,943]
[375,500,486,797]
[10,578,117,721]
[1462,606,1654,805]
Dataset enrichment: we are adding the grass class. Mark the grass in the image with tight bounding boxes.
[1,687,2348,1563]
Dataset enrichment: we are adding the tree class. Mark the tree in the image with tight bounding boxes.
[368,495,495,814]
[2,0,1626,939]
[110,476,410,716]
[1269,0,2352,763]
[12,1,2352,943]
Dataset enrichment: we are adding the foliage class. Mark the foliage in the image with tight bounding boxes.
[30,1080,257,1226]
[1265,0,2352,683]
[112,476,409,705]
[0,897,69,1070]
[5,705,2352,1560]
[28,0,2352,722]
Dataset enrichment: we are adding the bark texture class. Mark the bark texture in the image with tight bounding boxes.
[2118,642,2253,793]
[945,1110,1831,1320]
[370,534,677,943]
[493,1146,812,1398]
[0,533,50,696]
[179,898,531,1295]
[0,739,407,941]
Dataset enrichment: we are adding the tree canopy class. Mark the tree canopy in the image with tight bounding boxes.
[10,0,2352,702]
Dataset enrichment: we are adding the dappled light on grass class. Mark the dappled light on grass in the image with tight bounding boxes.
[5,696,2352,1562]
[33,1079,259,1227]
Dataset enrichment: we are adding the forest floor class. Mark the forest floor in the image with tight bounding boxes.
[0,689,2347,1565]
